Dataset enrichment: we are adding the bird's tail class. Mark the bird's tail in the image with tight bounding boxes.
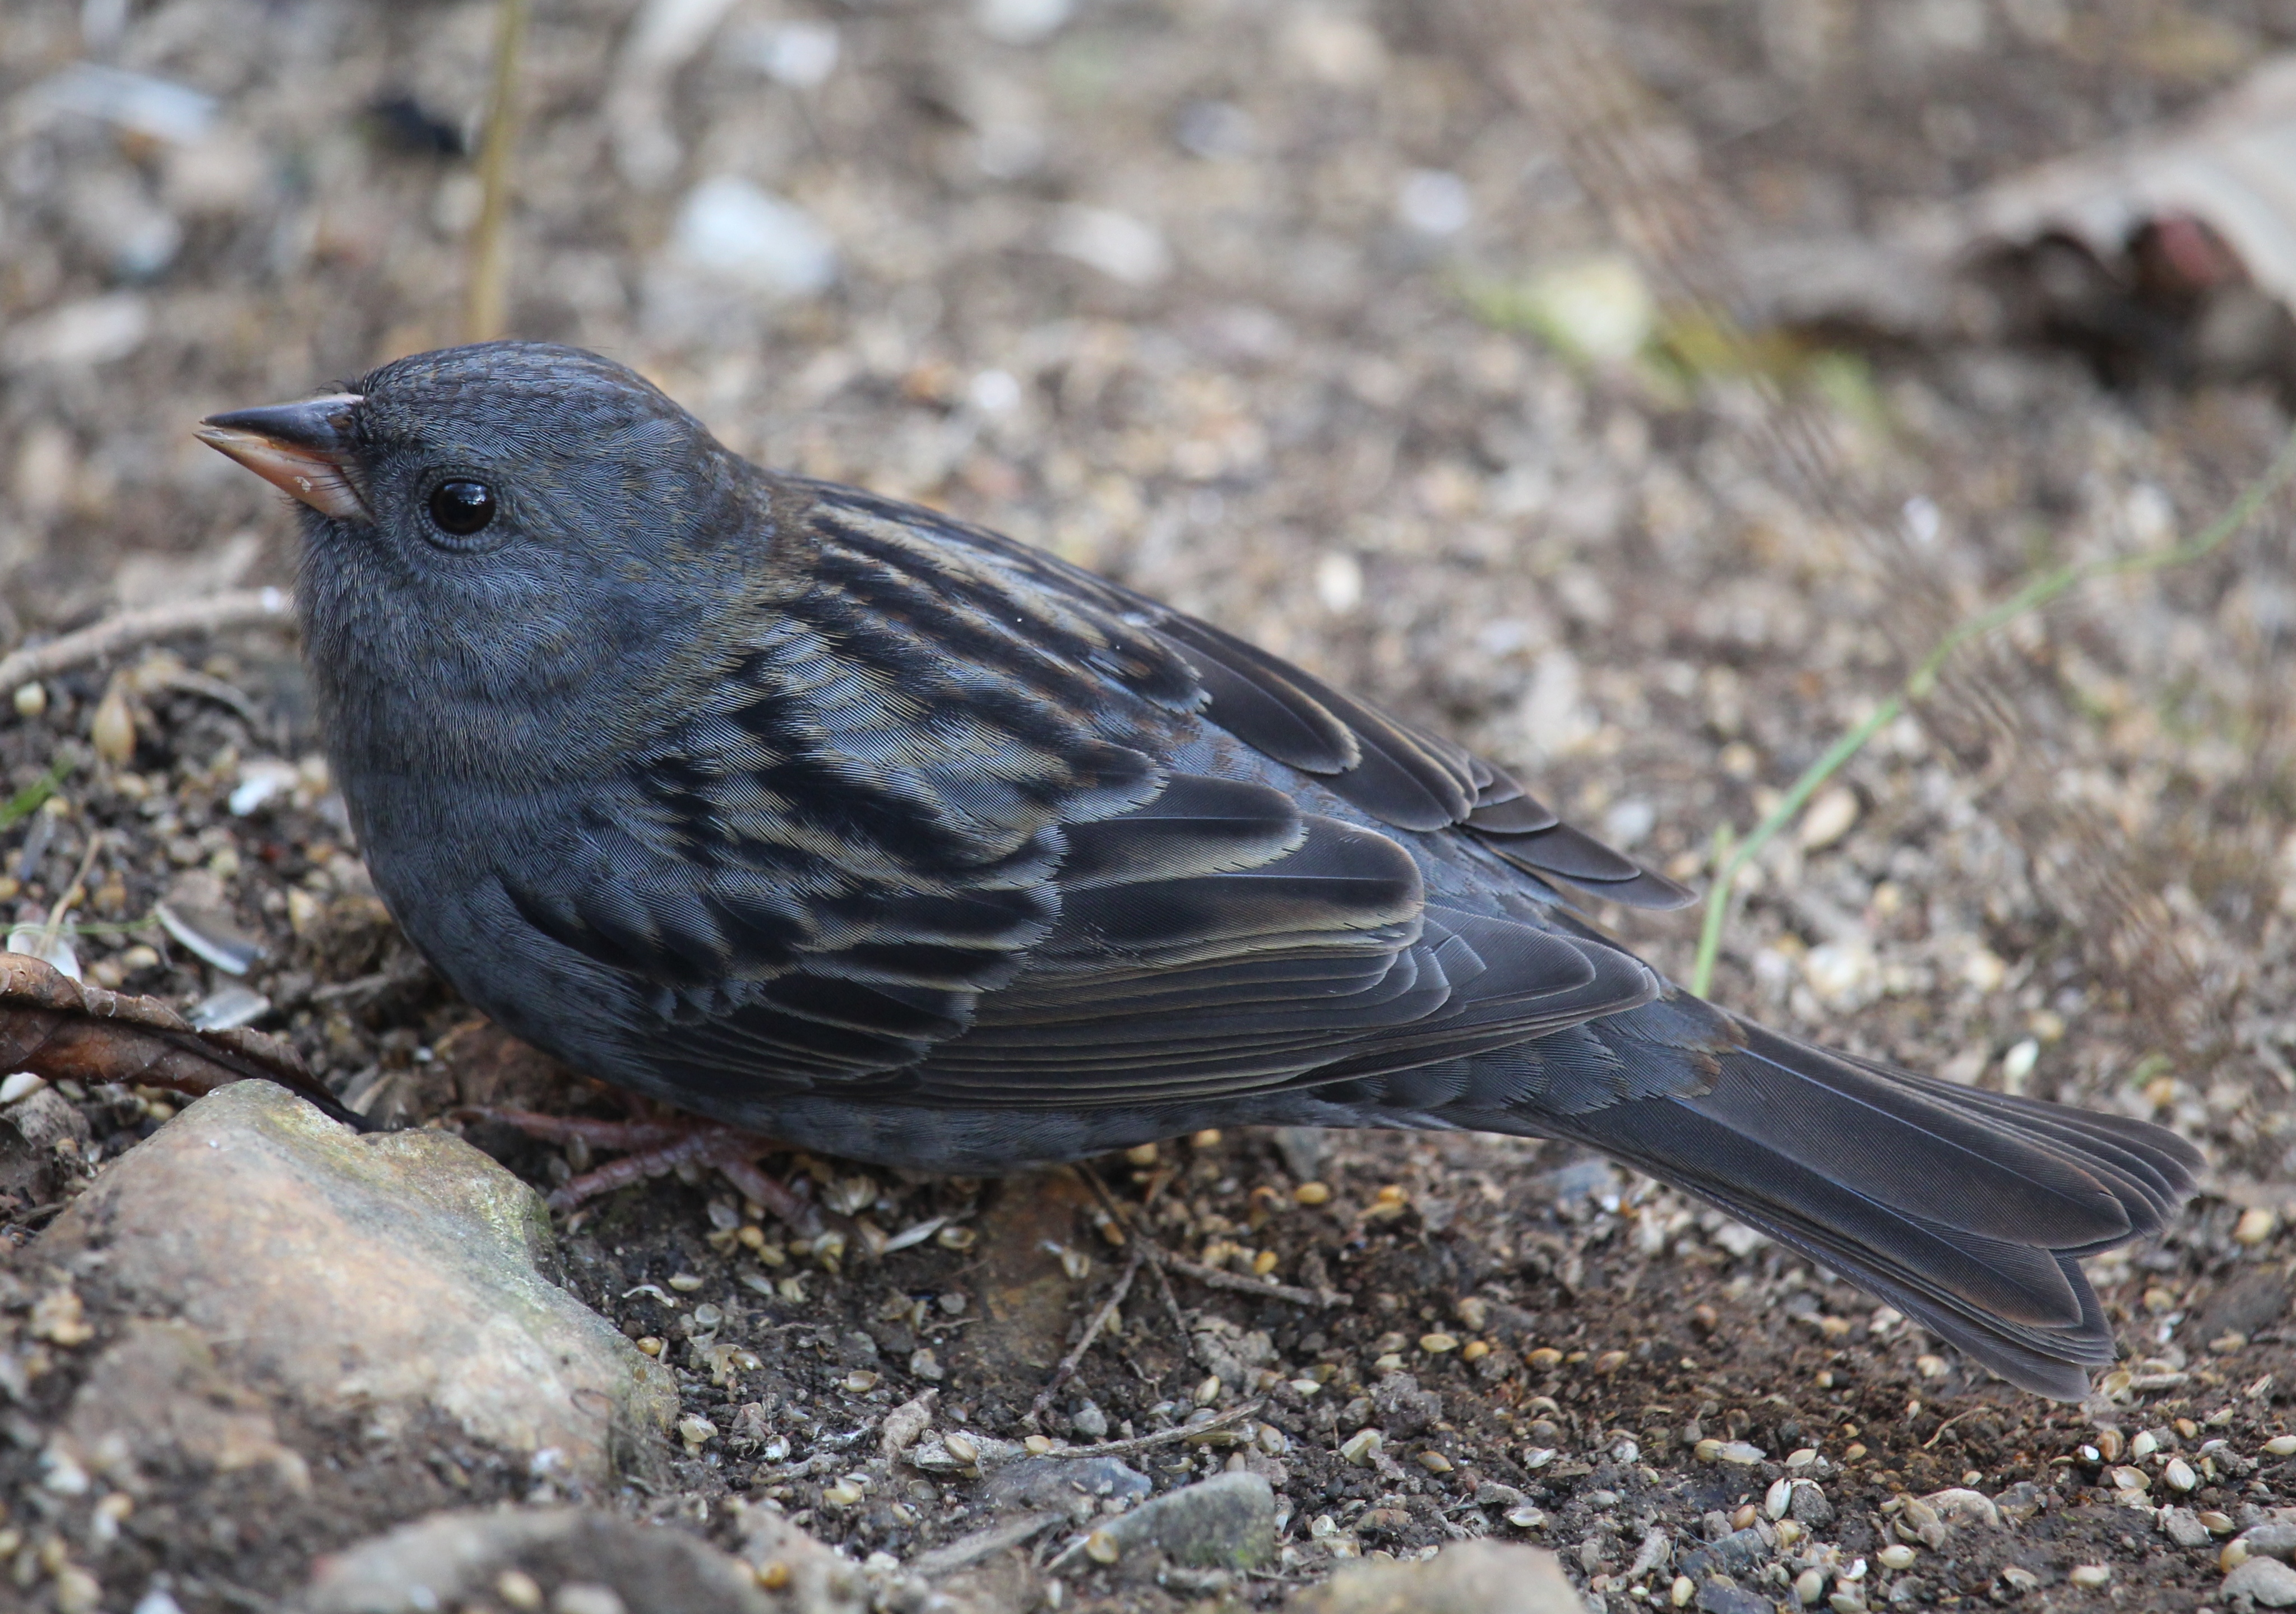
[1473,1012,2200,1399]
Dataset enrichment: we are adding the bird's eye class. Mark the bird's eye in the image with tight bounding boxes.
[427,480,496,537]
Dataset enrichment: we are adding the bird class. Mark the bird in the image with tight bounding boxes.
[198,340,2198,1399]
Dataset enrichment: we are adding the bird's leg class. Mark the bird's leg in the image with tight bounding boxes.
[455,1105,821,1234]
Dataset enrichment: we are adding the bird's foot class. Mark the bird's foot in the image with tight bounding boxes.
[455,1106,820,1233]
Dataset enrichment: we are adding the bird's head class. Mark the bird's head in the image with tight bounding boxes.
[198,341,776,778]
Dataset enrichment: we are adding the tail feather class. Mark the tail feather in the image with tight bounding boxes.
[1461,1009,2200,1399]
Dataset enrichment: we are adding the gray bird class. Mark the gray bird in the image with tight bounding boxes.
[200,341,2197,1398]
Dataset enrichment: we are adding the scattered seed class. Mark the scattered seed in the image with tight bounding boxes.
[1765,1477,1793,1519]
[1786,1448,1818,1470]
[1914,1354,1946,1379]
[13,682,45,718]
[1592,1349,1627,1374]
[1252,1249,1279,1276]
[1462,1339,1490,1362]
[1340,1429,1383,1465]
[666,1273,703,1292]
[2067,1565,2109,1589]
[755,1562,791,1592]
[1508,1505,1547,1530]
[2199,1511,2235,1533]
[1730,1504,1758,1531]
[1294,1181,1331,1206]
[1718,1441,1765,1465]
[1191,1129,1221,1147]
[1419,1450,1453,1473]
[1695,1438,1722,1462]
[496,1570,544,1611]
[2164,1457,2197,1492]
[677,1416,717,1450]
[1420,1333,1459,1354]
[1024,1435,1054,1455]
[841,1371,880,1394]
[636,1337,664,1356]
[944,1434,978,1465]
[1776,1520,1803,1549]
[821,1480,865,1508]
[937,1226,976,1251]
[1878,1545,1915,1571]
[2129,1430,2158,1459]
[1085,1528,1119,1564]
[1669,1575,1693,1608]
[1527,1347,1563,1370]
[2109,1465,2148,1492]
[2096,1429,2124,1462]
[1523,1448,1556,1469]
[1124,1143,1159,1166]
[2263,1436,2296,1458]
[1794,1567,1825,1606]
[2233,1207,2278,1246]
[1195,1375,1222,1406]
[1998,1565,2038,1594]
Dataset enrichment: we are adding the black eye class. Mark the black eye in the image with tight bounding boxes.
[427,479,496,537]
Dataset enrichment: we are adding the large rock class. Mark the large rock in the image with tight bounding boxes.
[2224,1555,2296,1609]
[306,1507,771,1614]
[38,1080,673,1482]
[1053,1470,1277,1580]
[1285,1541,1586,1613]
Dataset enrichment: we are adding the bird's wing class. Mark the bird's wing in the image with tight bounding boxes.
[500,484,1667,1099]
[828,481,1695,910]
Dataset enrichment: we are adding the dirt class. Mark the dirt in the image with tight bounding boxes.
[1,0,2294,1610]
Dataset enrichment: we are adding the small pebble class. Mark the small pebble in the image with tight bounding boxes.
[553,1585,626,1614]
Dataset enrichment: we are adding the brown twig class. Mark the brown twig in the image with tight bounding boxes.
[0,950,354,1125]
[0,590,293,697]
[464,0,530,341]
[1026,1240,1146,1428]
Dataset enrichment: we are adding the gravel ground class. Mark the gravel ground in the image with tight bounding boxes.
[1,0,2294,1610]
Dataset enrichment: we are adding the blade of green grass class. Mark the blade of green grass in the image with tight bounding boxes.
[1689,422,2296,998]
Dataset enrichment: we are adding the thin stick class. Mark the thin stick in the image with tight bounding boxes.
[1027,1241,1146,1428]
[0,590,293,696]
[1161,1253,1340,1310]
[1689,423,2296,997]
[1039,1398,1266,1461]
[464,0,531,342]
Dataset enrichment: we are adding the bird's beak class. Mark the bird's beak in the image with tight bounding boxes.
[196,393,370,521]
